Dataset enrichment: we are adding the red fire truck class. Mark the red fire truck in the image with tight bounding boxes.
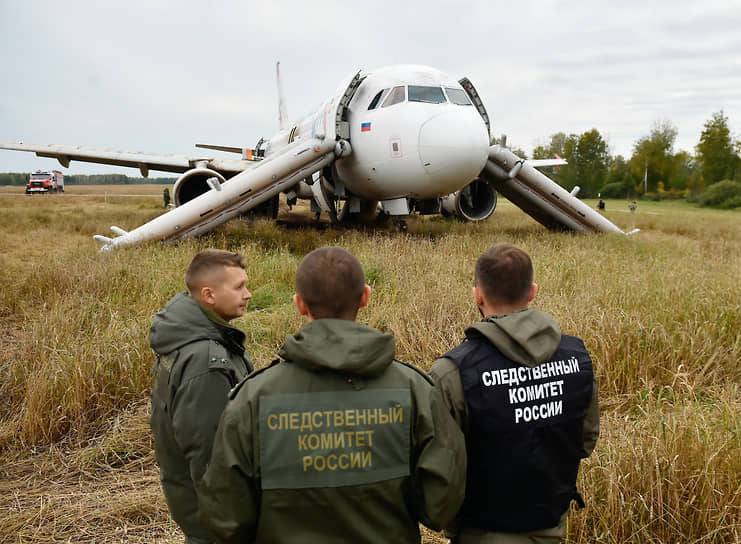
[25,170,64,194]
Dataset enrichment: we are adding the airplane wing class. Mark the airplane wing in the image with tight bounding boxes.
[481,145,624,234]
[3,68,362,252]
[92,137,338,250]
[0,141,252,177]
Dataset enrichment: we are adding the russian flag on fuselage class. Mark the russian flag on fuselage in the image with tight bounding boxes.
[361,122,371,132]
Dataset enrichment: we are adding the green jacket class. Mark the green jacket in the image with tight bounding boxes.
[150,291,253,541]
[429,308,599,541]
[198,318,466,544]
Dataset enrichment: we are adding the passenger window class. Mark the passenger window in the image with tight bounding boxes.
[368,89,389,110]
[445,87,473,105]
[382,86,406,107]
[408,86,446,104]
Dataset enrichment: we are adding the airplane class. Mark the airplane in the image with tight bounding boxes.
[0,63,626,250]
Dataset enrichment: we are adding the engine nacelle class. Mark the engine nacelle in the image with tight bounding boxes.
[172,168,227,206]
[440,178,497,221]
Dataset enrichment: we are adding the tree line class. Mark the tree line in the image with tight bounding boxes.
[0,173,176,186]
[529,110,740,201]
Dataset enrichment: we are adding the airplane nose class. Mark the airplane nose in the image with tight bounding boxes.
[418,110,490,189]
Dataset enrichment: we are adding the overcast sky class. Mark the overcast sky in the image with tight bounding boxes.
[1,0,740,175]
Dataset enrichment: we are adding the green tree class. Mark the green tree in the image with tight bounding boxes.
[666,150,694,192]
[695,110,740,185]
[600,155,635,197]
[574,129,609,196]
[532,132,579,191]
[531,144,550,160]
[0,172,29,186]
[629,119,678,194]
[531,130,610,196]
[548,132,571,159]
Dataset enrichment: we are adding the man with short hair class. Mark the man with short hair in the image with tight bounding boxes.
[150,249,254,544]
[198,246,466,544]
[430,243,599,543]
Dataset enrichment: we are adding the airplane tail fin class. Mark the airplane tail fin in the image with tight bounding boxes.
[277,61,289,131]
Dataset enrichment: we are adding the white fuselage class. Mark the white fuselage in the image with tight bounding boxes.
[338,65,490,200]
[264,65,491,203]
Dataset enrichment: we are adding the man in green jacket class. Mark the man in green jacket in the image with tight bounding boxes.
[150,249,254,544]
[430,243,599,544]
[198,247,466,544]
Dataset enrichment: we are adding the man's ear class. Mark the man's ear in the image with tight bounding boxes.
[200,285,216,306]
[294,293,311,317]
[528,283,538,303]
[358,285,372,309]
[473,286,485,308]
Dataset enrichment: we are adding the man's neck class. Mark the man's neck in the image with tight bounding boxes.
[481,303,528,318]
[198,301,232,328]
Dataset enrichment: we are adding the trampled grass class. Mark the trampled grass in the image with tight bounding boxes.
[0,188,738,542]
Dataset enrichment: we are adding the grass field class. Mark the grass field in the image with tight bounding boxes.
[0,186,739,543]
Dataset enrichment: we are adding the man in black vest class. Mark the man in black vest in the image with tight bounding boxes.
[430,243,599,543]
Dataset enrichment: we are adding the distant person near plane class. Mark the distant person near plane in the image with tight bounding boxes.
[199,246,466,543]
[150,249,254,544]
[430,243,599,543]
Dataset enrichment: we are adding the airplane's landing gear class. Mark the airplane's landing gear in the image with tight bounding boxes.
[310,198,323,222]
[336,198,380,226]
[320,178,340,225]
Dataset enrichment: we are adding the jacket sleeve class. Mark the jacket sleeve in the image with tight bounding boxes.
[429,357,468,432]
[582,377,600,457]
[198,394,260,544]
[411,377,467,531]
[170,365,235,485]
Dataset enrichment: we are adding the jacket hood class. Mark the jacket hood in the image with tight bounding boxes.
[150,291,244,355]
[466,308,561,366]
[279,319,395,377]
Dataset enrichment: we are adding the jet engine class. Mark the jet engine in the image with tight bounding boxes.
[172,167,279,218]
[440,178,497,221]
[172,168,227,206]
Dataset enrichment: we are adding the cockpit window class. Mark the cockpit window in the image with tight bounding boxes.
[408,86,446,104]
[445,87,473,105]
[368,89,389,110]
[382,86,406,107]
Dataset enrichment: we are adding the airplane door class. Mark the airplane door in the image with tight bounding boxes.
[459,77,491,139]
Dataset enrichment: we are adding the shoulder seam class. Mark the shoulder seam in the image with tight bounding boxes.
[393,360,434,386]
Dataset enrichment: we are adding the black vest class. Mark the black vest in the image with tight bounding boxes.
[444,332,593,532]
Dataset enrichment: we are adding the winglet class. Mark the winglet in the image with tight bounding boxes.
[94,226,129,249]
[277,61,289,131]
[111,226,129,236]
